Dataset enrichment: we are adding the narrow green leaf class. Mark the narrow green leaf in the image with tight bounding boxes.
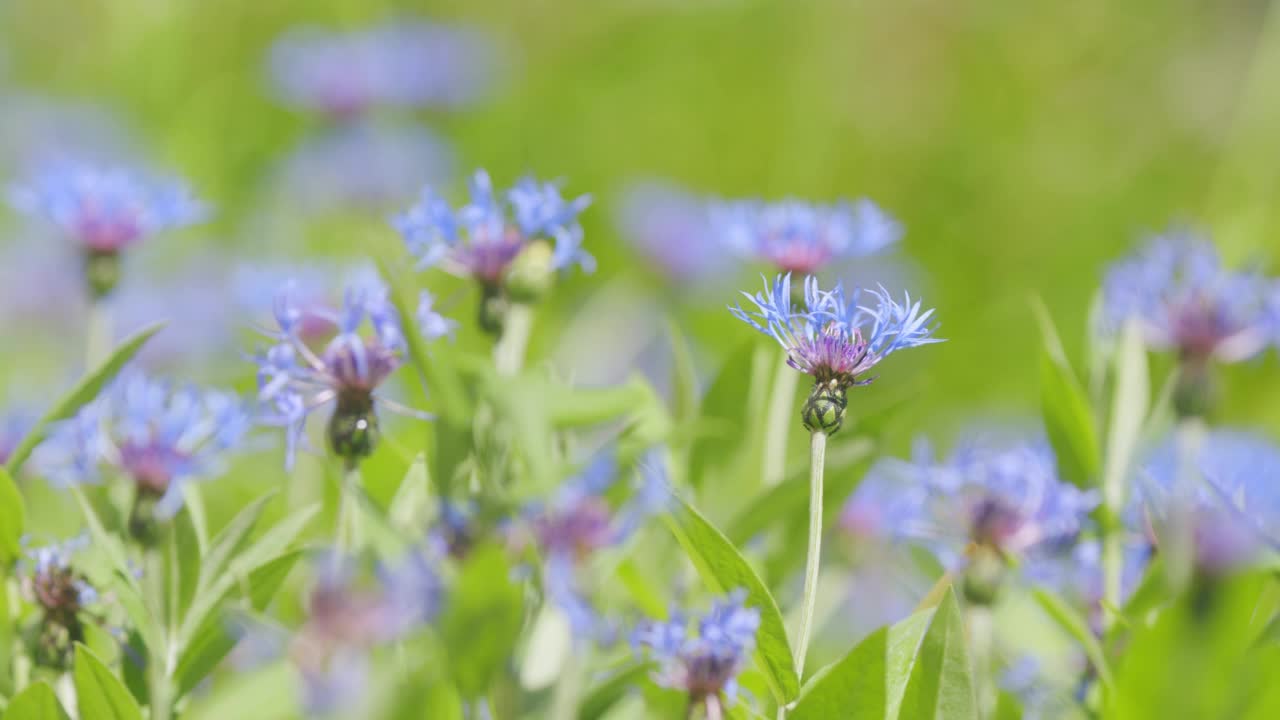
[688,341,757,490]
[1102,320,1149,513]
[1039,350,1101,488]
[1033,590,1114,691]
[74,643,144,720]
[196,493,275,594]
[0,466,24,566]
[181,661,296,720]
[789,608,934,719]
[0,578,12,697]
[898,588,978,720]
[171,507,203,626]
[71,487,136,594]
[6,323,163,475]
[578,661,652,720]
[389,454,435,534]
[110,569,164,660]
[667,319,700,427]
[4,680,71,720]
[663,495,799,702]
[440,545,524,698]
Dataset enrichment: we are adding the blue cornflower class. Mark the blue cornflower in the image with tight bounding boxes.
[732,273,941,388]
[1100,230,1274,364]
[23,537,99,615]
[268,21,493,120]
[34,372,247,519]
[8,161,207,254]
[393,169,593,287]
[275,123,454,213]
[633,590,761,715]
[711,197,900,274]
[253,275,436,468]
[886,434,1100,579]
[615,181,725,282]
[1140,430,1280,573]
[417,290,458,341]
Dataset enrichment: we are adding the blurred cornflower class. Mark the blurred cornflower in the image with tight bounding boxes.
[884,434,1100,604]
[1140,430,1280,575]
[254,275,442,468]
[0,93,135,174]
[275,123,454,213]
[21,537,99,667]
[615,182,725,282]
[268,21,493,120]
[288,551,441,716]
[633,590,761,718]
[34,372,248,539]
[524,452,668,641]
[731,273,940,433]
[394,170,592,328]
[711,197,900,274]
[7,161,207,297]
[0,405,35,466]
[1100,231,1274,414]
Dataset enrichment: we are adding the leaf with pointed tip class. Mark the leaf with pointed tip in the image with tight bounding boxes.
[4,680,71,720]
[74,644,143,720]
[898,588,978,720]
[6,323,163,475]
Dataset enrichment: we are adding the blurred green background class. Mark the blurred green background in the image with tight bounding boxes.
[3,0,1280,444]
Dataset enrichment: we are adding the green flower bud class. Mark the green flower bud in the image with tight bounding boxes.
[478,283,508,336]
[328,390,381,467]
[504,239,556,303]
[84,248,122,299]
[961,545,1008,607]
[802,379,848,435]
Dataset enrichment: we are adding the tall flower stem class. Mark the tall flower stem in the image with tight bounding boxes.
[762,356,799,487]
[494,303,534,377]
[966,605,995,716]
[336,465,365,553]
[550,644,588,720]
[793,429,827,679]
[144,536,175,720]
[86,299,113,368]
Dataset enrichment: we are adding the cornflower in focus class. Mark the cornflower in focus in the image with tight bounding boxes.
[1140,430,1280,577]
[633,590,761,719]
[885,434,1100,605]
[394,169,592,333]
[287,552,442,716]
[254,275,445,468]
[34,372,248,541]
[711,197,900,274]
[1100,231,1276,416]
[524,451,667,641]
[268,21,493,120]
[21,537,99,668]
[7,161,207,297]
[731,273,940,434]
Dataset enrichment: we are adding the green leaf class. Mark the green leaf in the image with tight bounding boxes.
[1033,589,1114,691]
[389,454,435,534]
[789,608,934,720]
[578,661,652,720]
[3,680,72,720]
[6,323,163,475]
[897,588,978,720]
[173,551,301,699]
[1039,350,1101,488]
[74,643,144,720]
[440,544,524,698]
[196,493,274,594]
[1102,320,1149,513]
[181,661,296,720]
[688,341,758,490]
[663,494,799,702]
[170,506,204,627]
[667,319,700,427]
[0,466,24,567]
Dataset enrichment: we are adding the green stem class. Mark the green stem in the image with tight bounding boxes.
[144,542,173,720]
[494,303,534,377]
[793,430,827,680]
[549,643,588,720]
[762,356,799,487]
[336,465,364,554]
[966,605,995,716]
[86,300,112,368]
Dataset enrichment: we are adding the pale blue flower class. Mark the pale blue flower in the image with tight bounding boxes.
[614,181,725,281]
[712,197,900,273]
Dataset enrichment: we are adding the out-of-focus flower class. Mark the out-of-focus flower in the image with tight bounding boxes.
[274,123,454,213]
[732,273,940,434]
[633,590,761,716]
[417,290,458,341]
[7,161,208,297]
[1100,231,1274,364]
[253,275,435,468]
[290,551,441,716]
[21,537,98,667]
[268,21,494,119]
[614,182,725,282]
[0,93,135,174]
[711,197,900,274]
[394,170,593,288]
[1140,430,1280,574]
[0,405,35,466]
[34,372,248,528]
[882,434,1099,603]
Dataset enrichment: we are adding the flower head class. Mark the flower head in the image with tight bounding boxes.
[8,161,207,254]
[34,372,247,520]
[1140,430,1280,573]
[393,170,593,287]
[268,21,493,119]
[254,275,435,468]
[614,182,725,281]
[711,198,900,274]
[20,537,99,667]
[633,590,761,712]
[732,274,940,388]
[1100,230,1274,364]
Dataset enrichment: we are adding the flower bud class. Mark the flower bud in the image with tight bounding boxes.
[961,545,1007,607]
[802,379,847,435]
[477,284,507,336]
[504,239,555,303]
[84,248,122,299]
[327,390,380,466]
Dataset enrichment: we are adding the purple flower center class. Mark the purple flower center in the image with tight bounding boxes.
[764,235,835,275]
[118,441,189,496]
[453,225,526,285]
[969,496,1026,552]
[323,339,401,393]
[75,205,143,251]
[788,324,873,384]
[535,497,616,560]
